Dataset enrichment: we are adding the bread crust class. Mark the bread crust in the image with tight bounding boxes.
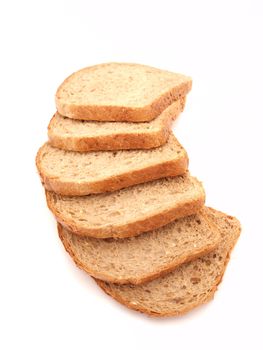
[95,208,241,317]
[48,97,186,152]
[46,189,205,238]
[55,63,192,122]
[57,214,220,284]
[36,147,189,196]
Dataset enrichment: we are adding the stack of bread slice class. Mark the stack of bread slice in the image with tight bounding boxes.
[36,63,241,317]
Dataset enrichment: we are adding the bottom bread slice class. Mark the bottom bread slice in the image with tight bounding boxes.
[96,208,241,317]
[58,210,221,285]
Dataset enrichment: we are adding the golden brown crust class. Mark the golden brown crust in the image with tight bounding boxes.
[36,148,189,196]
[55,63,192,122]
[57,217,220,285]
[47,190,205,238]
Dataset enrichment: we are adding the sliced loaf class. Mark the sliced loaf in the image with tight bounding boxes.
[48,98,186,152]
[46,174,205,238]
[58,210,220,284]
[36,134,188,196]
[55,63,192,122]
[96,208,241,317]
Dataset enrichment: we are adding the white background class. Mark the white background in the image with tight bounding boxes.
[0,1,262,349]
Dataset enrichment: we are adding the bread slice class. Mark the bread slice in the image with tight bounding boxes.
[55,63,192,122]
[58,210,221,284]
[96,208,241,317]
[36,134,188,196]
[46,174,205,238]
[48,98,186,152]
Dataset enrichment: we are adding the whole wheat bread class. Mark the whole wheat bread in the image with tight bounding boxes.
[46,174,205,238]
[36,134,188,196]
[55,63,192,122]
[58,210,220,284]
[48,98,186,152]
[96,208,241,317]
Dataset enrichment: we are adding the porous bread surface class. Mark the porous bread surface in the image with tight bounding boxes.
[46,174,205,238]
[38,134,183,180]
[36,134,188,196]
[58,210,221,284]
[96,208,241,316]
[55,63,192,121]
[48,98,186,151]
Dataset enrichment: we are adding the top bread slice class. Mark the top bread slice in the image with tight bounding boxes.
[48,97,186,152]
[55,63,192,122]
[96,208,241,317]
[36,134,188,196]
[58,209,221,285]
